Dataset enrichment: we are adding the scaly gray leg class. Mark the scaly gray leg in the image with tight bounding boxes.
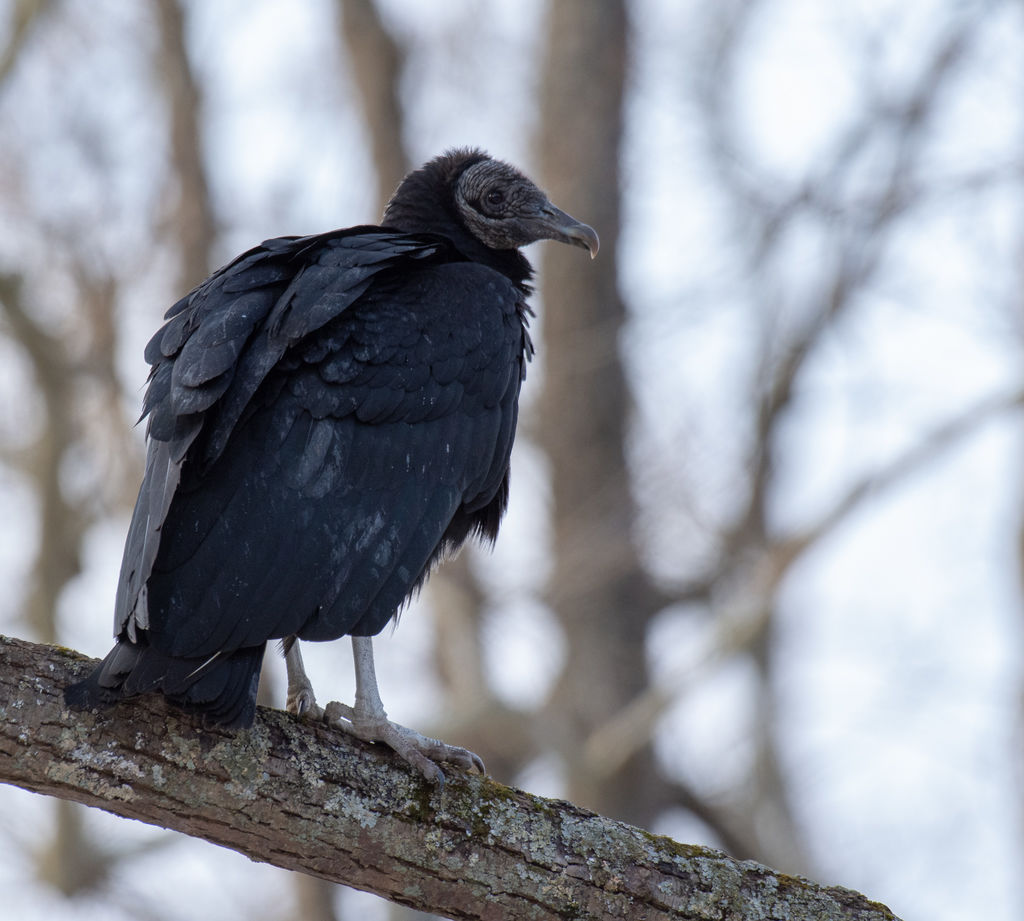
[284,634,485,784]
[283,637,320,718]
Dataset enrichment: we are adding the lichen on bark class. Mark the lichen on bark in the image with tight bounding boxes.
[0,635,901,921]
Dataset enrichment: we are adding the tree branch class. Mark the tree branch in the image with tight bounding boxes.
[590,386,1024,792]
[0,635,899,921]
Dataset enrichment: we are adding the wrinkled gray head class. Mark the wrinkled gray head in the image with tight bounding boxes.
[384,150,599,263]
[452,157,599,257]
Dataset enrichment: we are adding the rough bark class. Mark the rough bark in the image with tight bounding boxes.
[0,635,898,921]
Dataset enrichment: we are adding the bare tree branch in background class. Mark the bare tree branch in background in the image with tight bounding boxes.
[630,2,991,874]
[586,385,1024,773]
[0,0,219,906]
[0,635,903,921]
[0,273,83,645]
[0,203,145,904]
[0,268,103,899]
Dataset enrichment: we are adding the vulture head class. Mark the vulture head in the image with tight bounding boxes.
[383,148,599,264]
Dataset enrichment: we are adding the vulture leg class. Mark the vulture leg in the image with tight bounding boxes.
[285,635,485,784]
[283,637,321,718]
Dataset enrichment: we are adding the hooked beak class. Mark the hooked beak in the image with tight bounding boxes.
[535,202,600,258]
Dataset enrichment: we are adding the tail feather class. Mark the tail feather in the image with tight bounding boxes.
[65,641,264,729]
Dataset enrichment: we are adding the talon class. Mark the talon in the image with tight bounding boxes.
[320,701,483,783]
[284,636,485,783]
[323,700,355,724]
[284,640,325,720]
[287,687,320,719]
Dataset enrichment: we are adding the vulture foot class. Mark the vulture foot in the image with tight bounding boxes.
[322,700,485,785]
[284,634,484,784]
[285,674,319,718]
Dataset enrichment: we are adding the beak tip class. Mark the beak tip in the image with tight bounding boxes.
[536,201,599,258]
[574,224,600,259]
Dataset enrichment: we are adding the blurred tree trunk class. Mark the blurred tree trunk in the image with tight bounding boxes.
[336,0,410,212]
[0,0,56,85]
[0,272,95,898]
[153,0,215,289]
[535,0,667,826]
[0,273,83,646]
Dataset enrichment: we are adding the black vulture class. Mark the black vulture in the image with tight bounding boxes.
[65,148,598,782]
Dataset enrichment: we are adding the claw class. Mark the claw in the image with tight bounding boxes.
[283,635,485,783]
[287,685,321,719]
[322,700,484,784]
[284,638,323,718]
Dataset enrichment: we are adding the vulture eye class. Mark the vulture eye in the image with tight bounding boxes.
[484,188,506,208]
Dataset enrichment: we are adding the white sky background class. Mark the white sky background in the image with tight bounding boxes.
[1,1,1023,920]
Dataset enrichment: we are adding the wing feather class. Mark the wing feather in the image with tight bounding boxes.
[119,247,529,666]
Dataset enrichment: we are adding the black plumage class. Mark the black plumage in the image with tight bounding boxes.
[66,149,597,775]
